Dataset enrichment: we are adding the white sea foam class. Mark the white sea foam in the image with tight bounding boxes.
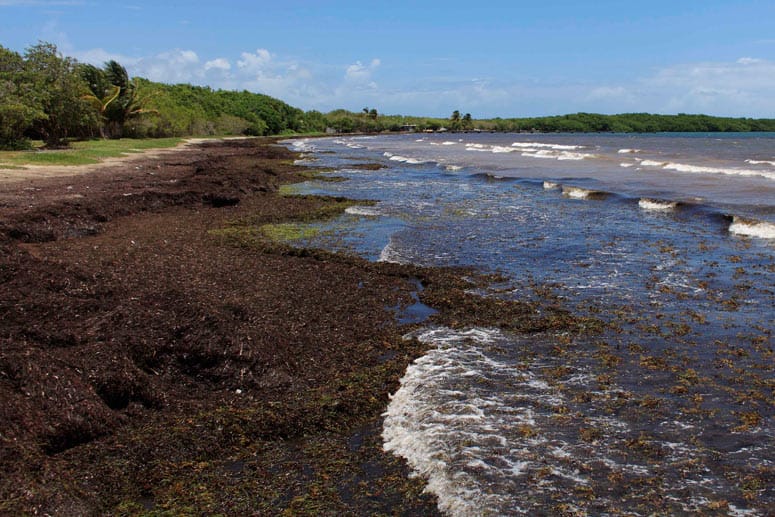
[521,150,556,159]
[521,149,592,161]
[464,143,488,153]
[618,148,640,154]
[442,141,457,146]
[378,237,409,263]
[641,159,668,167]
[444,164,464,172]
[511,142,583,150]
[344,205,381,217]
[289,138,316,152]
[640,160,775,181]
[639,198,678,211]
[619,162,635,168]
[557,151,592,161]
[728,217,775,239]
[464,142,585,156]
[562,186,601,199]
[745,159,775,166]
[383,327,518,515]
[542,181,560,190]
[389,154,428,165]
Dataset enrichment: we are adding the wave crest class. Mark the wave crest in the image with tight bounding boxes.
[729,217,775,239]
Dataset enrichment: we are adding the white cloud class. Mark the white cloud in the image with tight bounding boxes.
[345,58,380,82]
[558,57,775,117]
[131,49,202,83]
[737,57,763,65]
[237,48,272,72]
[204,58,231,71]
[639,57,775,115]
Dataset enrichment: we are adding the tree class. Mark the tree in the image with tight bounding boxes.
[24,42,95,147]
[462,112,473,130]
[102,60,154,138]
[80,64,120,138]
[369,108,378,119]
[450,110,462,131]
[0,45,43,149]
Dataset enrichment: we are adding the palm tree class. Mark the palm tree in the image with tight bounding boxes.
[81,61,155,138]
[462,113,473,130]
[81,65,121,139]
[450,110,462,131]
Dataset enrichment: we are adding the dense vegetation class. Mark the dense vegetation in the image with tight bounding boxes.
[0,43,322,149]
[477,112,775,133]
[2,42,775,150]
[310,110,775,134]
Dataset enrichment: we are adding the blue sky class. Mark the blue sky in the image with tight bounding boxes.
[2,0,775,117]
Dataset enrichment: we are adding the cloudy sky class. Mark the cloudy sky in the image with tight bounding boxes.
[2,0,775,118]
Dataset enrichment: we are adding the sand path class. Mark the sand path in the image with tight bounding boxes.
[0,137,248,184]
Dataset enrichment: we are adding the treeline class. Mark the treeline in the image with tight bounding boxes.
[479,112,775,133]
[300,110,775,134]
[128,80,325,138]
[0,42,324,149]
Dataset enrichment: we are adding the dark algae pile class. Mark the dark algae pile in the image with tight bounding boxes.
[0,138,601,515]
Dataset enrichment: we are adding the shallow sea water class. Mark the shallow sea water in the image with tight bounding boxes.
[283,134,774,516]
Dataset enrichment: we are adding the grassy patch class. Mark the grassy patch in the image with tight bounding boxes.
[260,222,321,242]
[278,184,303,196]
[0,137,183,167]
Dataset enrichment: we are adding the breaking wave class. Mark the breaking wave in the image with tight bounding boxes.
[641,160,775,181]
[387,154,430,165]
[383,327,527,516]
[520,150,591,161]
[463,142,593,161]
[288,138,316,152]
[511,142,583,150]
[562,186,608,200]
[728,217,775,239]
[639,198,679,211]
[745,159,775,166]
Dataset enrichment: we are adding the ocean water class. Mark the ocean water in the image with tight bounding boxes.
[283,133,774,516]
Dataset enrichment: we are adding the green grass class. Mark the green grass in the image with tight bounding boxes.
[260,222,321,242]
[0,137,184,167]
